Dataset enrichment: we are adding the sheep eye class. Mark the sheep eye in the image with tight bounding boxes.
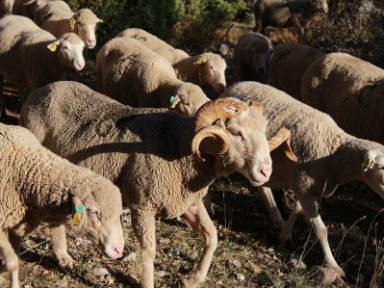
[230,130,243,139]
[87,209,99,217]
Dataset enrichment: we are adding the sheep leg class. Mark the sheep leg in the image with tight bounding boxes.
[181,201,218,288]
[296,193,346,278]
[0,231,19,288]
[279,200,302,245]
[131,208,156,288]
[259,186,285,229]
[50,224,74,269]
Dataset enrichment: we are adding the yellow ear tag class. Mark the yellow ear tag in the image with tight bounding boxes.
[49,44,58,52]
[69,18,76,31]
[70,212,81,225]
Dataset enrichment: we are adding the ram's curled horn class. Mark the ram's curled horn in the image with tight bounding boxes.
[191,126,230,161]
[194,98,247,133]
[268,128,298,162]
[192,98,246,161]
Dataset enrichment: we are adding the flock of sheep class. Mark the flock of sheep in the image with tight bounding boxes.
[0,0,382,287]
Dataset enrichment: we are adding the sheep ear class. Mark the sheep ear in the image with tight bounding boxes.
[97,18,103,23]
[47,40,60,52]
[362,150,379,171]
[268,128,298,162]
[169,95,180,109]
[195,56,207,65]
[70,196,85,225]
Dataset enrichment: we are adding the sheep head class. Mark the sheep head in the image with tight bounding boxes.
[192,98,273,185]
[248,35,273,83]
[195,53,227,93]
[361,148,384,199]
[72,8,102,49]
[169,83,210,117]
[68,180,124,260]
[48,33,85,71]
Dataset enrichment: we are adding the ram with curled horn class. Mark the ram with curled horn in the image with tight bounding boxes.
[20,81,298,288]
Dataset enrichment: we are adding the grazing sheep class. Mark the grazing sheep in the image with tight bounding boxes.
[221,81,384,280]
[96,37,210,117]
[234,32,274,83]
[0,123,124,288]
[0,15,85,96]
[301,52,384,143]
[270,43,324,99]
[34,0,102,49]
[254,0,329,34]
[20,81,294,288]
[118,28,227,93]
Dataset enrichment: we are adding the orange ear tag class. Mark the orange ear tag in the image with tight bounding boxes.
[69,18,76,31]
[70,212,81,225]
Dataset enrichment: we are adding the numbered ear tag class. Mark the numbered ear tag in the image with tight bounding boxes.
[169,96,180,109]
[69,18,76,31]
[49,44,58,52]
[70,204,85,225]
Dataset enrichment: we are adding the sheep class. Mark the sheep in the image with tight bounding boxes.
[0,123,124,288]
[221,81,384,280]
[233,32,274,83]
[0,15,85,97]
[270,43,324,99]
[301,52,384,143]
[0,0,46,18]
[254,0,329,35]
[34,0,102,49]
[118,28,227,93]
[96,37,210,117]
[19,80,295,288]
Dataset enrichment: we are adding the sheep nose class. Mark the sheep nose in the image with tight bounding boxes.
[323,5,329,13]
[259,165,272,180]
[216,83,226,93]
[114,247,124,256]
[86,39,96,49]
[74,60,85,71]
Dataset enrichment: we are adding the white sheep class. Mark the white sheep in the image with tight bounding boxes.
[20,81,294,288]
[301,52,384,143]
[234,32,273,83]
[0,123,124,288]
[221,81,384,280]
[0,15,85,96]
[34,0,102,48]
[118,28,227,93]
[96,37,210,117]
[270,43,324,99]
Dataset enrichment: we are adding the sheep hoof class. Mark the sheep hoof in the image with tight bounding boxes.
[182,275,200,288]
[56,253,74,269]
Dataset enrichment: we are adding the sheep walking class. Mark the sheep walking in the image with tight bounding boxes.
[20,81,294,288]
[33,0,102,49]
[270,43,324,99]
[234,32,273,83]
[96,37,210,117]
[119,28,227,93]
[221,81,384,280]
[0,15,85,96]
[254,0,329,34]
[301,52,384,143]
[0,123,124,288]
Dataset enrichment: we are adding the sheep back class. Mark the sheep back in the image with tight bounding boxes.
[301,52,384,142]
[96,37,179,108]
[270,43,324,99]
[118,28,189,65]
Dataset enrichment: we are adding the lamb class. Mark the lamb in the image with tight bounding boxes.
[34,0,102,49]
[221,81,384,280]
[254,0,329,34]
[301,52,384,143]
[96,37,210,117]
[0,15,85,97]
[233,32,273,83]
[19,80,295,288]
[118,28,227,93]
[0,123,124,288]
[270,43,324,99]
